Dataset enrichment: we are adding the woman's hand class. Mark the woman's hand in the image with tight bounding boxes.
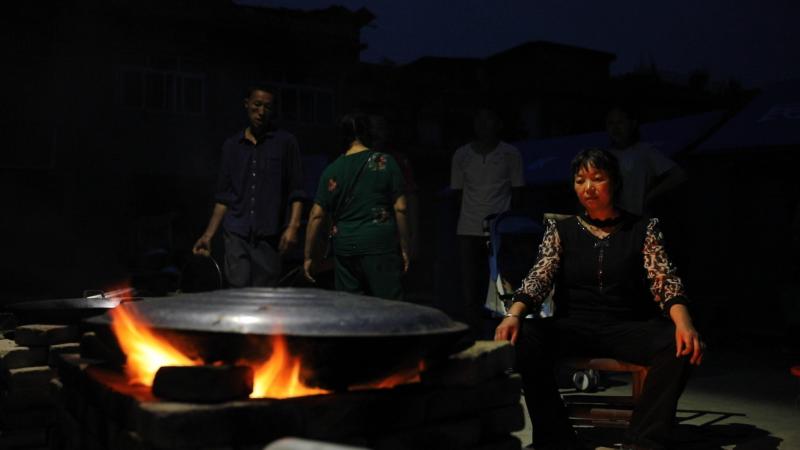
[401,249,410,273]
[669,304,704,365]
[494,316,521,345]
[303,258,316,283]
[675,324,704,365]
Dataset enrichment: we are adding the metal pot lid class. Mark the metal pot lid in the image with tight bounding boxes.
[86,288,468,338]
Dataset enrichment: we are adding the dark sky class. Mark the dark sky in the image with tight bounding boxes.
[243,0,799,88]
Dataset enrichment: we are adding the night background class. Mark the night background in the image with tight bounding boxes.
[1,0,799,446]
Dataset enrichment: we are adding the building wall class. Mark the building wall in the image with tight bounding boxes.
[0,1,369,301]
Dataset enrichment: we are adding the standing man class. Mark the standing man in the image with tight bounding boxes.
[193,85,305,287]
[606,104,686,216]
[451,109,525,336]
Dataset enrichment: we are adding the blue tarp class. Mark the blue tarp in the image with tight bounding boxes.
[694,80,800,155]
[516,111,727,185]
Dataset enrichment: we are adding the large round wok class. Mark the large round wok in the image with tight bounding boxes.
[85,288,469,390]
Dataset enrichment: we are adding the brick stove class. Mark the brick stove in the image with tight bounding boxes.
[0,322,80,449]
[2,290,526,450]
[50,340,523,450]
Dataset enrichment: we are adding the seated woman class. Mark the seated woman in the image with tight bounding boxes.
[495,148,703,450]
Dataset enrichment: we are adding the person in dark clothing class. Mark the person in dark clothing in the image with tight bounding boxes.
[193,86,305,287]
[495,148,703,450]
[303,113,409,300]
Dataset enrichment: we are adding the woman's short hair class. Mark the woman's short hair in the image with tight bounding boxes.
[339,112,373,150]
[570,148,623,198]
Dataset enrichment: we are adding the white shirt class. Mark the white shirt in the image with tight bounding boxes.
[610,141,676,216]
[451,141,525,236]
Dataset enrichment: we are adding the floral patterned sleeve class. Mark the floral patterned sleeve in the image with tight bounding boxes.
[509,218,562,312]
[643,218,689,314]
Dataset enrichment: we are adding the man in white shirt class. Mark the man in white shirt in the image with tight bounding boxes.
[451,109,525,337]
[606,105,687,216]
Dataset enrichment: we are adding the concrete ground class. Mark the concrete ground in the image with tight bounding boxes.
[513,344,800,449]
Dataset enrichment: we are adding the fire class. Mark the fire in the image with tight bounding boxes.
[108,305,328,398]
[109,306,197,386]
[108,301,424,399]
[351,360,426,390]
[245,335,329,399]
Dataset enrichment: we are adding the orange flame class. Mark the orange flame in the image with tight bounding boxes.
[108,299,424,398]
[351,360,426,390]
[109,306,197,386]
[108,305,328,398]
[245,335,329,399]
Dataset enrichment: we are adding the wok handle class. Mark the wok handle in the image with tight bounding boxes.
[83,289,105,299]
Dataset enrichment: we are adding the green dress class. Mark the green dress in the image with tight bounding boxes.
[314,151,405,299]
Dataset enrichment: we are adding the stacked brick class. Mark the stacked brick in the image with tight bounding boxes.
[0,324,80,449]
[50,339,524,450]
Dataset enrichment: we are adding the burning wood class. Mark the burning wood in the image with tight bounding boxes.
[108,304,423,400]
[109,306,198,386]
[152,365,254,402]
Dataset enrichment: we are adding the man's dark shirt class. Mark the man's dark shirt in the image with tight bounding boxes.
[215,127,305,238]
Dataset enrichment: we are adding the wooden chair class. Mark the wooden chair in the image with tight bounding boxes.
[561,356,650,427]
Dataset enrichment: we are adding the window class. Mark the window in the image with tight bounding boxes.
[315,91,334,125]
[118,58,205,115]
[145,72,166,110]
[281,87,298,122]
[267,83,335,125]
[181,76,204,114]
[299,90,314,123]
[121,70,143,108]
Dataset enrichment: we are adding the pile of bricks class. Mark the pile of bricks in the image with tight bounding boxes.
[0,322,80,449]
[50,339,524,450]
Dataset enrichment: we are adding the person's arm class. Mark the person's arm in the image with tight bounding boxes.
[394,153,420,261]
[303,203,327,283]
[494,299,530,345]
[511,219,562,310]
[279,136,307,253]
[644,147,686,207]
[394,194,410,272]
[495,219,562,344]
[646,166,687,205]
[669,303,703,365]
[279,200,303,254]
[453,189,463,214]
[643,218,687,311]
[193,203,227,256]
[450,148,464,213]
[194,147,232,256]
[405,192,420,260]
[643,218,703,365]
